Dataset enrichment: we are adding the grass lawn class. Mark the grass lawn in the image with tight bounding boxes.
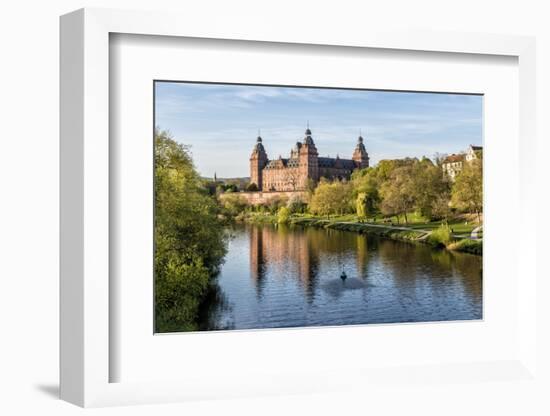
[320,213,478,234]
[244,211,481,237]
[406,221,477,234]
[242,212,482,255]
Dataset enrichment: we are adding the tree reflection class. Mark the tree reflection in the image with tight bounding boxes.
[203,224,483,330]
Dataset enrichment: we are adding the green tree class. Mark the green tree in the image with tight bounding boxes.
[309,180,353,218]
[355,193,368,219]
[305,178,317,195]
[287,194,308,214]
[451,159,483,223]
[155,129,227,332]
[379,164,416,223]
[245,182,259,192]
[427,222,453,247]
[220,193,248,217]
[266,195,288,214]
[431,193,452,220]
[410,158,451,220]
[277,206,290,224]
[352,168,380,220]
[222,183,239,193]
[366,157,452,223]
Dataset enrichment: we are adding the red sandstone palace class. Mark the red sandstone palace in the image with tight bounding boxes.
[250,127,370,191]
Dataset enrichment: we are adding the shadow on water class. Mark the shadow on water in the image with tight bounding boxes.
[197,272,235,331]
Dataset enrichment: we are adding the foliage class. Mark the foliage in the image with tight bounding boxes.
[203,180,218,195]
[266,195,288,214]
[351,157,453,223]
[410,158,451,220]
[220,193,248,217]
[427,223,453,247]
[309,180,353,217]
[220,183,239,193]
[451,159,483,222]
[355,192,368,219]
[277,206,290,224]
[245,182,259,192]
[155,129,227,332]
[351,168,380,219]
[238,211,279,225]
[305,178,317,194]
[219,152,481,231]
[448,238,483,255]
[430,193,453,220]
[379,164,416,223]
[286,194,308,214]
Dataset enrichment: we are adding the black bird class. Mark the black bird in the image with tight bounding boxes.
[340,271,347,281]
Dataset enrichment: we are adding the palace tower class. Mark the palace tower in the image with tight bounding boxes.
[249,134,269,190]
[249,127,369,192]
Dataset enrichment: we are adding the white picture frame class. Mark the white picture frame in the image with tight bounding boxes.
[60,7,538,408]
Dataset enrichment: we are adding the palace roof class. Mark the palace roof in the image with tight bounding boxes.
[318,157,356,169]
[264,158,289,169]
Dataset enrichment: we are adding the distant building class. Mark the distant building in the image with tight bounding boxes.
[465,145,483,162]
[442,144,482,181]
[249,127,369,192]
[442,153,465,181]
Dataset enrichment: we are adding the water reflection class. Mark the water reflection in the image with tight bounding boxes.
[198,223,482,330]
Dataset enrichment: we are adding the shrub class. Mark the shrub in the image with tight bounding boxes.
[245,182,259,192]
[448,239,483,255]
[220,194,248,217]
[277,206,290,224]
[266,195,288,214]
[287,194,307,214]
[427,223,453,247]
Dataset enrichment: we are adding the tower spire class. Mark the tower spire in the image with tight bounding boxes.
[353,129,369,168]
[358,128,364,144]
[250,130,268,191]
[304,123,314,145]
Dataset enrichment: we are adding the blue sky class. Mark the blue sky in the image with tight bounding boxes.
[155,82,483,178]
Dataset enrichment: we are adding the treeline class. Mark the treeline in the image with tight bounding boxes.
[350,156,481,223]
[224,155,482,224]
[308,156,482,223]
[155,130,227,332]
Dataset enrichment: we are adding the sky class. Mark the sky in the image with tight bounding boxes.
[155,82,483,178]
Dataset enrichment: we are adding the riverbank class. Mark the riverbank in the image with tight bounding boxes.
[238,212,482,255]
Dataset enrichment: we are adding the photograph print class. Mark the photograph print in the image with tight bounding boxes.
[154,81,483,333]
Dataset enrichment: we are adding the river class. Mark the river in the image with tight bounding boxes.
[198,223,482,331]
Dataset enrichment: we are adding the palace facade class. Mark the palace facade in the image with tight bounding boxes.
[250,127,369,191]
